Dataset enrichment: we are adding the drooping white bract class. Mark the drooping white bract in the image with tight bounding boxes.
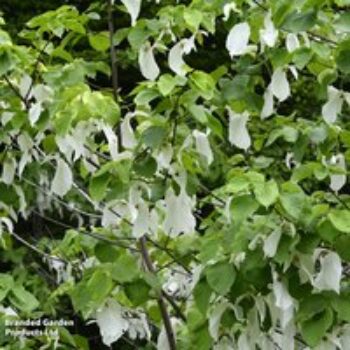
[272,272,294,328]
[162,267,195,298]
[330,154,347,192]
[102,202,129,228]
[0,217,13,238]
[285,33,300,52]
[28,101,43,126]
[261,86,274,119]
[260,12,278,48]
[155,144,173,171]
[226,22,251,57]
[127,312,151,340]
[102,124,119,160]
[121,113,137,149]
[51,158,73,197]
[32,84,53,103]
[226,22,250,57]
[139,42,160,81]
[120,0,141,26]
[163,187,196,237]
[322,86,343,124]
[2,158,16,185]
[132,199,150,238]
[19,74,32,99]
[228,109,251,150]
[270,67,290,102]
[313,250,342,294]
[193,130,213,165]
[263,229,282,258]
[95,300,129,346]
[208,301,230,341]
[168,37,196,76]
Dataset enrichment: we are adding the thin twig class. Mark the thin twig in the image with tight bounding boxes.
[139,236,177,350]
[3,75,30,110]
[10,231,67,263]
[107,0,119,101]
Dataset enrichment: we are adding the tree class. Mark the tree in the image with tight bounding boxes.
[0,0,350,349]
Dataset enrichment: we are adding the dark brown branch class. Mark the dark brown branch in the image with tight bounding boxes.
[3,75,30,110]
[107,0,119,101]
[139,236,177,350]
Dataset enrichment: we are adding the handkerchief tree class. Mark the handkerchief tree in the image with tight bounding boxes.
[0,0,350,349]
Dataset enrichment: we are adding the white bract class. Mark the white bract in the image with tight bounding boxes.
[28,101,43,126]
[2,158,16,185]
[51,158,73,197]
[121,113,137,149]
[329,154,347,192]
[168,37,196,76]
[139,42,160,81]
[260,12,278,48]
[209,301,230,341]
[193,130,213,165]
[261,86,274,119]
[322,86,344,124]
[226,22,250,57]
[102,125,119,160]
[163,187,196,237]
[285,33,300,52]
[132,200,150,238]
[121,0,141,26]
[263,229,282,258]
[95,300,129,346]
[313,250,342,294]
[270,68,290,102]
[228,109,251,150]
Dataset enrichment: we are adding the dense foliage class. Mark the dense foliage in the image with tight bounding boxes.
[1,0,350,349]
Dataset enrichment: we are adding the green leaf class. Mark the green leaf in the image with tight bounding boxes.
[336,43,350,74]
[188,104,209,124]
[0,274,13,302]
[95,243,119,263]
[190,71,216,100]
[316,219,342,243]
[281,10,316,33]
[253,179,279,208]
[205,262,236,295]
[111,253,139,283]
[89,173,110,201]
[133,154,157,178]
[70,269,113,318]
[88,32,110,52]
[124,279,151,306]
[332,294,350,322]
[279,183,308,221]
[193,280,212,315]
[230,195,259,224]
[334,235,350,261]
[184,8,203,31]
[0,48,14,76]
[10,286,39,313]
[300,308,333,347]
[328,210,350,233]
[334,13,350,32]
[141,126,167,149]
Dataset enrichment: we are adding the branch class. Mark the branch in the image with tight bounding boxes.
[3,75,30,110]
[139,236,177,350]
[25,40,50,101]
[10,231,67,263]
[107,0,119,101]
